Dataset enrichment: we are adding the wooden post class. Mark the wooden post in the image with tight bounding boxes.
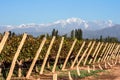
[70,41,85,68]
[117,50,120,63]
[111,49,118,65]
[88,42,101,64]
[104,62,107,68]
[114,48,120,64]
[35,65,39,73]
[110,45,120,65]
[92,65,95,71]
[108,45,119,61]
[97,43,108,63]
[53,73,57,80]
[103,43,114,62]
[62,39,77,70]
[83,41,96,66]
[108,44,117,61]
[0,32,9,54]
[98,64,103,70]
[76,66,80,76]
[6,33,27,80]
[100,43,111,62]
[87,66,90,73]
[106,43,116,61]
[17,60,23,77]
[68,71,73,80]
[52,37,64,73]
[0,62,2,76]
[92,43,103,63]
[116,48,120,60]
[40,36,55,74]
[107,62,112,68]
[105,43,116,61]
[101,44,113,68]
[26,37,46,78]
[47,61,50,69]
[77,41,92,66]
[113,45,120,63]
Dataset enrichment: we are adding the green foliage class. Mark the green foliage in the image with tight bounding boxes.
[58,69,103,79]
[71,29,83,40]
[70,69,103,78]
[52,29,59,37]
[98,35,118,43]
[0,31,119,64]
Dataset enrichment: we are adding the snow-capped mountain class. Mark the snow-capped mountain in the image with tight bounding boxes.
[1,18,120,40]
[0,18,114,34]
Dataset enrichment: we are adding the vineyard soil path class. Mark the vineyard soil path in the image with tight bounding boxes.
[81,64,120,80]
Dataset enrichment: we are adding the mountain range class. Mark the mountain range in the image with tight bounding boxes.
[0,18,120,40]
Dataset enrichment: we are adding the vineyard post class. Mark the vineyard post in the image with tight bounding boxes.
[70,41,85,68]
[114,54,119,65]
[92,65,95,71]
[105,43,116,62]
[98,64,103,70]
[17,60,23,77]
[87,66,90,73]
[113,45,120,64]
[117,47,120,63]
[0,32,9,54]
[92,43,103,64]
[6,33,27,80]
[68,71,73,80]
[88,42,101,64]
[52,37,64,73]
[26,37,46,78]
[40,36,55,74]
[0,62,2,76]
[114,45,120,64]
[100,43,111,62]
[83,41,96,66]
[62,39,77,70]
[101,43,113,68]
[35,65,39,73]
[97,43,108,70]
[97,43,108,63]
[103,43,114,62]
[77,41,92,66]
[106,43,116,61]
[53,73,57,80]
[0,32,9,76]
[108,44,119,61]
[76,66,80,76]
[116,45,120,59]
[112,45,119,65]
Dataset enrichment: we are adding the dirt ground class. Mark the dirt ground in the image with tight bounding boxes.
[28,63,120,80]
[81,64,120,80]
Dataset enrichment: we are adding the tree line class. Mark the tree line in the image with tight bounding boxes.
[0,29,119,42]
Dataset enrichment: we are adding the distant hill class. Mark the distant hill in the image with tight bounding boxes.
[83,25,120,40]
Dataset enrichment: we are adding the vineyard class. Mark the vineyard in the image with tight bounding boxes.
[0,32,120,80]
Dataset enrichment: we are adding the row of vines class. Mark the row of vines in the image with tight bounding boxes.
[0,32,119,80]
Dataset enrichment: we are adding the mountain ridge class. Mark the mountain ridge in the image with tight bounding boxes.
[0,18,119,40]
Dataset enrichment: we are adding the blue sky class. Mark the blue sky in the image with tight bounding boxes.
[0,0,120,25]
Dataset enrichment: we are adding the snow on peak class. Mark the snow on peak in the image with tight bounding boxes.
[66,18,84,23]
[0,18,116,33]
[107,20,113,27]
[18,23,37,28]
[52,18,87,28]
[54,18,85,24]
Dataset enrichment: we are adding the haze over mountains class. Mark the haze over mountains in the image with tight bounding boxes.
[0,18,120,39]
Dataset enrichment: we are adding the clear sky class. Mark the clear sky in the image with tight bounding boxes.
[0,0,120,25]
